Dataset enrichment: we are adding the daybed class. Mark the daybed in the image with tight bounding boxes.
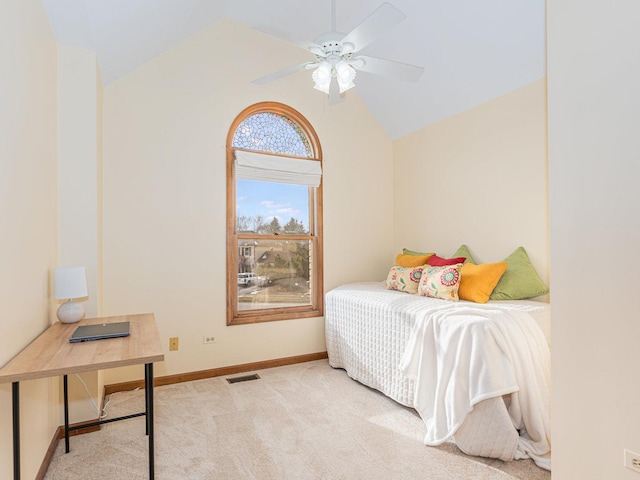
[325,280,551,470]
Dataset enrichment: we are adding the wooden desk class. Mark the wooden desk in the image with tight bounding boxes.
[0,313,165,480]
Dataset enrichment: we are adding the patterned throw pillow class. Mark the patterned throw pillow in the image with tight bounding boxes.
[418,264,463,301]
[386,265,424,294]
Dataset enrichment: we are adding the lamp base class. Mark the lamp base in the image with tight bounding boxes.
[57,301,85,324]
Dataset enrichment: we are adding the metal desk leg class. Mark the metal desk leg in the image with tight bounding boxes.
[144,366,150,436]
[145,363,155,479]
[64,374,70,453]
[12,382,20,480]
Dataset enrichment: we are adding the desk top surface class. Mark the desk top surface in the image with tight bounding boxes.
[0,313,164,384]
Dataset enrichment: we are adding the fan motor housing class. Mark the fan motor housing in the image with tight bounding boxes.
[315,32,346,56]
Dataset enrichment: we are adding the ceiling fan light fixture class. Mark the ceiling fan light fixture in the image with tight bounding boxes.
[335,60,356,93]
[312,62,332,94]
[251,3,423,104]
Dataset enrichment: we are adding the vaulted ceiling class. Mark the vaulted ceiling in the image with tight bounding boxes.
[40,0,545,139]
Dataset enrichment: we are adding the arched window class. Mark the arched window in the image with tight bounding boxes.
[226,102,323,325]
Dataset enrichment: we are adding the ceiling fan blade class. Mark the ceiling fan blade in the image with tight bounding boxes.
[341,2,406,52]
[355,55,424,82]
[328,78,344,105]
[252,63,310,85]
[253,25,318,52]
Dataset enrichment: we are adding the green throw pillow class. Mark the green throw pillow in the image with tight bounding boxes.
[402,248,434,256]
[451,244,476,264]
[490,247,549,300]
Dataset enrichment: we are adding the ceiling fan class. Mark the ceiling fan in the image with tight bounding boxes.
[251,1,425,104]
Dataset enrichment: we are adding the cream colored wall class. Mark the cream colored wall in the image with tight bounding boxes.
[57,43,104,424]
[101,19,394,382]
[392,79,548,283]
[0,1,59,478]
[548,2,640,479]
[57,44,101,319]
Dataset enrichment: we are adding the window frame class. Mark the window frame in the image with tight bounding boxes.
[226,102,324,325]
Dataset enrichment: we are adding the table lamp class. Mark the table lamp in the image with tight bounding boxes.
[54,266,88,323]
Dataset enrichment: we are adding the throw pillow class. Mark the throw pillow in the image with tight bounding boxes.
[427,254,467,267]
[418,263,463,301]
[386,265,424,294]
[395,253,433,267]
[451,244,476,264]
[402,248,434,256]
[458,262,508,303]
[490,247,550,300]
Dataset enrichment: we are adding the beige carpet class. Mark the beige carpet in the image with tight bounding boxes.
[44,360,550,479]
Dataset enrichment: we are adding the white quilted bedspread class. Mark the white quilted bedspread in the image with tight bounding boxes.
[325,282,551,470]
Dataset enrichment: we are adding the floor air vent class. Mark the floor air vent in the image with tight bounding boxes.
[226,373,260,384]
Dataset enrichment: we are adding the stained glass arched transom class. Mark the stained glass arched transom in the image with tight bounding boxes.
[231,112,313,158]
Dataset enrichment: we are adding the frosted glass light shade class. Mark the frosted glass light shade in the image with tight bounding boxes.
[54,266,88,300]
[335,61,356,93]
[312,62,332,94]
[312,60,356,96]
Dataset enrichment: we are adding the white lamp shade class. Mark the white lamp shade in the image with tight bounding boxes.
[54,266,88,300]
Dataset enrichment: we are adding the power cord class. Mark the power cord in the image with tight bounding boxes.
[73,373,109,419]
[73,374,140,419]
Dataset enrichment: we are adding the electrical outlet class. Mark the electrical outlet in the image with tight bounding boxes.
[203,335,216,344]
[625,449,640,473]
[169,337,179,351]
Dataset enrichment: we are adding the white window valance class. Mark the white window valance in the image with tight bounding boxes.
[234,150,322,187]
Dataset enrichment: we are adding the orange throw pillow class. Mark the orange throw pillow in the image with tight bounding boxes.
[395,253,433,268]
[458,262,508,303]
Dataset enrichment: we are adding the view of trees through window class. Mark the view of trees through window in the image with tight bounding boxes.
[235,177,312,311]
[237,215,307,235]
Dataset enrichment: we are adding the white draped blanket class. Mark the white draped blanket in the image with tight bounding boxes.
[325,283,552,470]
[399,302,551,470]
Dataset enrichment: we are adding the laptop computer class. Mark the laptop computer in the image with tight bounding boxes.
[69,321,131,343]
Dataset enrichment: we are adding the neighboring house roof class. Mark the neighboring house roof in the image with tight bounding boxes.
[256,249,293,264]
